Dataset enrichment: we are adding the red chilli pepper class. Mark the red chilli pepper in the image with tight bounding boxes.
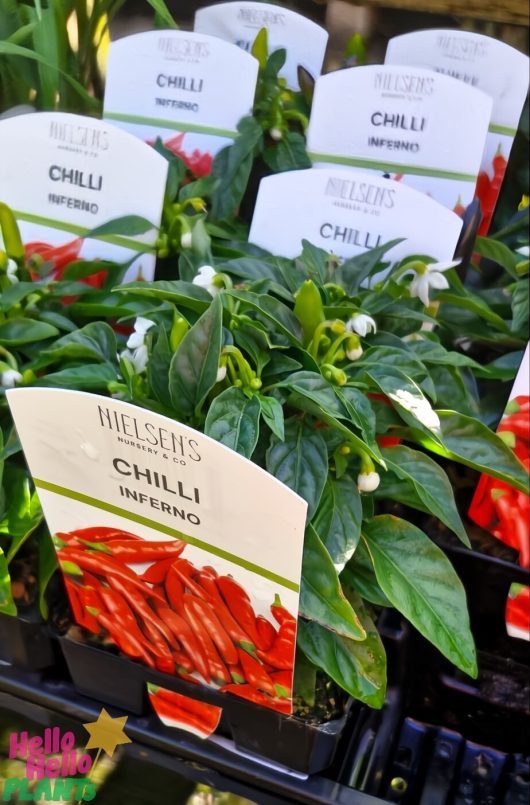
[64,579,98,633]
[197,570,255,651]
[257,621,296,670]
[238,648,276,697]
[148,687,221,735]
[256,616,276,651]
[181,596,231,685]
[169,559,208,599]
[97,612,150,663]
[216,575,264,649]
[58,548,166,605]
[165,566,185,611]
[97,587,153,659]
[68,527,140,543]
[155,605,210,683]
[182,594,238,665]
[270,594,296,627]
[104,539,185,564]
[140,557,177,584]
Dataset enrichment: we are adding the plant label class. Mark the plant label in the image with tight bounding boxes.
[194,1,328,89]
[103,30,259,167]
[249,167,463,270]
[7,388,307,715]
[0,112,167,282]
[306,65,493,213]
[385,31,530,234]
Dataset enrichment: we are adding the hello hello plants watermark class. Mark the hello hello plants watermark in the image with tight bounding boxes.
[2,709,131,802]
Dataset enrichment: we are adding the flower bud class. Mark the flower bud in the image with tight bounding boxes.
[357,471,380,492]
[180,231,193,249]
[269,127,283,141]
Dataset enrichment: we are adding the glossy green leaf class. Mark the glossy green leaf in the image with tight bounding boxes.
[0,319,59,346]
[38,322,117,366]
[205,387,261,459]
[416,410,529,494]
[313,476,362,571]
[114,281,212,313]
[474,236,519,277]
[362,516,477,677]
[211,117,263,220]
[34,363,117,390]
[148,325,172,408]
[300,524,366,640]
[380,445,470,546]
[38,528,58,620]
[0,546,16,616]
[0,466,42,562]
[169,295,223,417]
[263,131,311,172]
[438,291,511,334]
[297,602,386,709]
[336,240,402,294]
[227,290,303,344]
[335,386,378,449]
[366,367,443,445]
[511,280,529,334]
[341,540,391,608]
[266,418,328,519]
[258,394,284,440]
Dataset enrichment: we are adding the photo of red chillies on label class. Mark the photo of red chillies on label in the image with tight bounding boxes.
[147,685,222,739]
[56,526,296,714]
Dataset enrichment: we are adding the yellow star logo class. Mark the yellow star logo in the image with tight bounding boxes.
[83,708,131,758]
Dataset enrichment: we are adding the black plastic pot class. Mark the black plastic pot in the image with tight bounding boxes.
[0,609,55,671]
[59,635,352,774]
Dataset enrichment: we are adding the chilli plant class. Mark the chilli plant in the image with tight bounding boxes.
[7,226,527,709]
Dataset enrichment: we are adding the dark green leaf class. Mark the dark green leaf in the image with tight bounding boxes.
[0,319,59,345]
[114,280,212,313]
[336,240,402,294]
[38,322,117,366]
[380,445,470,546]
[226,290,303,344]
[0,465,42,562]
[300,524,366,640]
[474,236,519,277]
[297,609,386,708]
[263,131,311,172]
[341,541,391,607]
[266,418,328,519]
[258,394,284,440]
[511,280,529,334]
[0,546,16,616]
[416,410,529,494]
[313,476,362,571]
[88,215,155,238]
[34,363,117,390]
[362,516,477,676]
[204,387,261,459]
[169,296,223,417]
[148,325,172,408]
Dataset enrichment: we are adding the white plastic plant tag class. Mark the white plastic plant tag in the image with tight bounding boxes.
[385,30,530,233]
[194,2,328,89]
[249,167,462,269]
[7,389,307,715]
[306,65,493,213]
[103,30,259,166]
[0,112,167,282]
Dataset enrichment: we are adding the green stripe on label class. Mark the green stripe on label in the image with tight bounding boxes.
[34,478,300,593]
[488,123,517,137]
[104,112,237,140]
[13,210,155,254]
[308,151,476,182]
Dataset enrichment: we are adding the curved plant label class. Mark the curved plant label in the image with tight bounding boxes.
[7,389,307,715]
[0,112,167,282]
[306,65,493,213]
[194,1,328,89]
[385,31,529,234]
[103,31,259,167]
[249,167,462,269]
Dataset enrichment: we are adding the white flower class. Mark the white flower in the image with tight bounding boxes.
[269,127,283,141]
[516,245,529,258]
[192,265,221,297]
[126,317,155,349]
[121,344,149,375]
[181,231,193,249]
[1,369,23,388]
[346,313,377,337]
[408,260,460,307]
[6,258,19,285]
[357,471,380,492]
[216,365,227,383]
[394,389,440,431]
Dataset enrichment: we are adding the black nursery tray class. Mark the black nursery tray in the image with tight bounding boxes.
[0,609,55,671]
[59,634,352,775]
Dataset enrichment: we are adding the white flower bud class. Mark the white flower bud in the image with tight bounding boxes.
[357,471,380,493]
[1,369,23,388]
[181,231,193,249]
[216,365,227,383]
[269,127,283,141]
[346,345,363,361]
